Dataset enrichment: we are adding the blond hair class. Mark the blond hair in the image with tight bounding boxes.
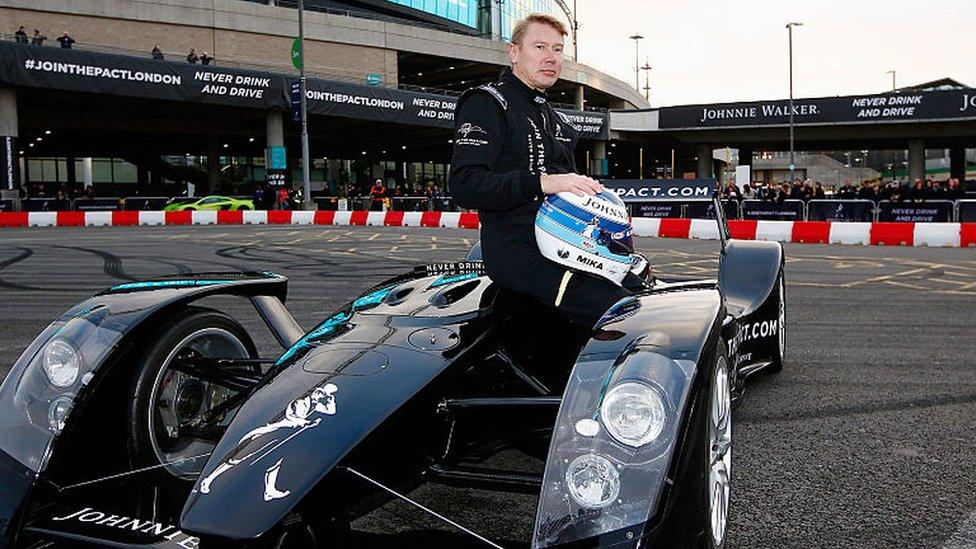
[510,13,567,45]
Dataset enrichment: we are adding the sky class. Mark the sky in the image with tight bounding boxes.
[570,0,976,107]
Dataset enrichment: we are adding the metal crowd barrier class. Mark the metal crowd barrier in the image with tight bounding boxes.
[19,197,172,212]
[958,200,976,223]
[432,197,457,212]
[313,196,454,212]
[806,199,875,222]
[391,197,431,212]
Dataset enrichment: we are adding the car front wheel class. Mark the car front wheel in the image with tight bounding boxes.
[127,307,257,481]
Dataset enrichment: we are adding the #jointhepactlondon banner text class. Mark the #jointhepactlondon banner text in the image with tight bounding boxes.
[0,42,286,109]
[299,78,609,139]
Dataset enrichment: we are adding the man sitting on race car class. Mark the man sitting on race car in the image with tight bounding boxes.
[449,13,646,328]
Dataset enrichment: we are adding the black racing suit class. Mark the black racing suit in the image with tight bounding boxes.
[449,70,630,328]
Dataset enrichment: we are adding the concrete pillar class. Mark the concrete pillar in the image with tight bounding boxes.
[82,158,93,188]
[574,85,584,111]
[908,140,925,183]
[591,141,607,177]
[207,136,219,195]
[66,156,77,192]
[696,144,713,179]
[0,88,17,137]
[266,111,284,149]
[950,146,966,182]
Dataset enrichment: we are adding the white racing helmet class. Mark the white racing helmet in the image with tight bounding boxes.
[535,189,635,286]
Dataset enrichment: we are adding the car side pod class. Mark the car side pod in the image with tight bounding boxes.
[532,287,725,548]
[718,239,784,320]
[0,272,293,548]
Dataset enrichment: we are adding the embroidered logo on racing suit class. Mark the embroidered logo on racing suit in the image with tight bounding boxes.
[456,122,490,147]
[476,84,508,110]
[526,117,546,174]
[554,123,572,143]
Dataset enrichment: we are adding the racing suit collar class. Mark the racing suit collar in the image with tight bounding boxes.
[502,69,549,105]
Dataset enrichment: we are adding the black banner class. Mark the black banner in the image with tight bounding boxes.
[959,201,976,223]
[807,199,875,222]
[74,198,120,211]
[632,202,682,218]
[602,179,716,202]
[660,89,976,129]
[686,199,741,220]
[22,198,69,211]
[877,201,953,222]
[0,43,609,139]
[124,197,170,211]
[0,43,285,110]
[741,199,805,220]
[266,169,287,188]
[300,78,609,140]
[0,198,14,211]
[1,136,17,190]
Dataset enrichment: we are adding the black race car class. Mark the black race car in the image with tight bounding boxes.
[0,195,785,548]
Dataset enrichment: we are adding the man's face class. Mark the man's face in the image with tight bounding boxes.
[509,22,564,91]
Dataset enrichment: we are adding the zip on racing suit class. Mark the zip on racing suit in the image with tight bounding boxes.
[449,70,631,328]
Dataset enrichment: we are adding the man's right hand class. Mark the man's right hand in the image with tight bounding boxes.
[540,173,603,197]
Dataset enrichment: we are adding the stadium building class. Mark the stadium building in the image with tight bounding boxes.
[0,0,646,204]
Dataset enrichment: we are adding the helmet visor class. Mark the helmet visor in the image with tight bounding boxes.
[597,228,634,257]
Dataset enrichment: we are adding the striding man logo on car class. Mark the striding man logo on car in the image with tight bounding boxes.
[197,382,339,501]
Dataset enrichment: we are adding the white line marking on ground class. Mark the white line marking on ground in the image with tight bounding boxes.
[943,511,976,548]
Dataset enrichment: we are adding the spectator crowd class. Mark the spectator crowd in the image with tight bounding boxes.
[13,24,215,65]
[722,177,966,204]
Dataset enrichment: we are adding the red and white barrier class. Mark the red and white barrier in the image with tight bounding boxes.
[0,211,973,247]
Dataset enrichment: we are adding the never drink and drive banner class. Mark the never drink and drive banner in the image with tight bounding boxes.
[300,79,609,139]
[0,42,284,109]
[659,89,976,129]
[0,43,609,139]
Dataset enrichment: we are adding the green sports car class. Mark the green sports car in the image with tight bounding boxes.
[162,196,255,212]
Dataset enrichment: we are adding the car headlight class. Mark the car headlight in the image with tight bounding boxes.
[47,395,74,435]
[42,339,81,387]
[565,453,620,509]
[600,381,666,447]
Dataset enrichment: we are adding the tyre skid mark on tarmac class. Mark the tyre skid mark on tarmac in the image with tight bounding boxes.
[737,390,976,425]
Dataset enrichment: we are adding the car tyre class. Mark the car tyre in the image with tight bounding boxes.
[767,271,786,373]
[128,306,257,481]
[657,345,731,549]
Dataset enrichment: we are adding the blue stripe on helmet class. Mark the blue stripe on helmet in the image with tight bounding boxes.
[536,213,632,264]
[548,195,630,234]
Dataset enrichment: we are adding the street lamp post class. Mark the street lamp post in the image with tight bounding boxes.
[298,0,311,209]
[640,59,652,102]
[573,0,579,60]
[786,21,802,183]
[886,70,896,91]
[629,33,643,91]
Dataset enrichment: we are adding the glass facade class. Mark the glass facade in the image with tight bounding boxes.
[385,0,479,28]
[382,0,566,40]
[498,0,563,41]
